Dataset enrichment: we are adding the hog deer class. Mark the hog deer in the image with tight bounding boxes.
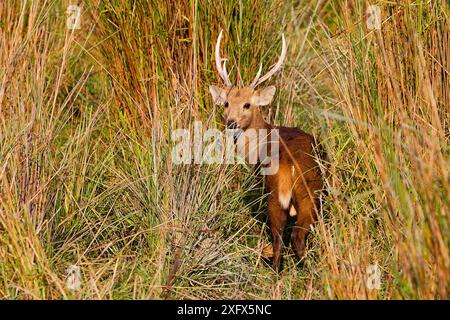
[209,31,324,271]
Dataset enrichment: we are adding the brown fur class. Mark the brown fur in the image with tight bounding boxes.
[266,126,323,270]
[210,85,324,271]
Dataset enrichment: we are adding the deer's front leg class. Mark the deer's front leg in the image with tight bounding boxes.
[268,194,287,272]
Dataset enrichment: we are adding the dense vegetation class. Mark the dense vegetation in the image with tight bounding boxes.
[0,0,448,299]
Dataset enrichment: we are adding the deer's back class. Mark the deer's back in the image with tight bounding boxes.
[276,126,323,183]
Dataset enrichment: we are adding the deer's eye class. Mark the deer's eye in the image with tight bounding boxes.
[243,103,251,109]
[224,101,229,108]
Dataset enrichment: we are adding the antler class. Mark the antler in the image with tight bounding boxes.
[250,34,287,88]
[215,30,232,87]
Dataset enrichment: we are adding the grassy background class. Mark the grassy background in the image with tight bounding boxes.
[0,0,448,299]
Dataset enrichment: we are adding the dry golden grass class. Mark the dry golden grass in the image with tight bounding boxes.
[0,0,448,299]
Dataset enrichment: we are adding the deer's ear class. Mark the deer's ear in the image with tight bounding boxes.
[209,85,227,105]
[251,86,276,106]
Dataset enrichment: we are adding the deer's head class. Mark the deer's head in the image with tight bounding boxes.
[209,31,287,131]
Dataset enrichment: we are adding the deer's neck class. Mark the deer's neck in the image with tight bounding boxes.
[238,112,276,166]
[249,111,272,131]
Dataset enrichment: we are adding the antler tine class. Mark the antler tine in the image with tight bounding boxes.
[215,30,232,87]
[222,59,228,79]
[249,63,263,88]
[252,34,287,88]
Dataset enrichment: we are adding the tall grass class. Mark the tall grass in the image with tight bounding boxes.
[0,0,448,299]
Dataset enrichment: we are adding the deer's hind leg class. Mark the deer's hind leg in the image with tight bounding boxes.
[267,193,287,271]
[291,192,317,259]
